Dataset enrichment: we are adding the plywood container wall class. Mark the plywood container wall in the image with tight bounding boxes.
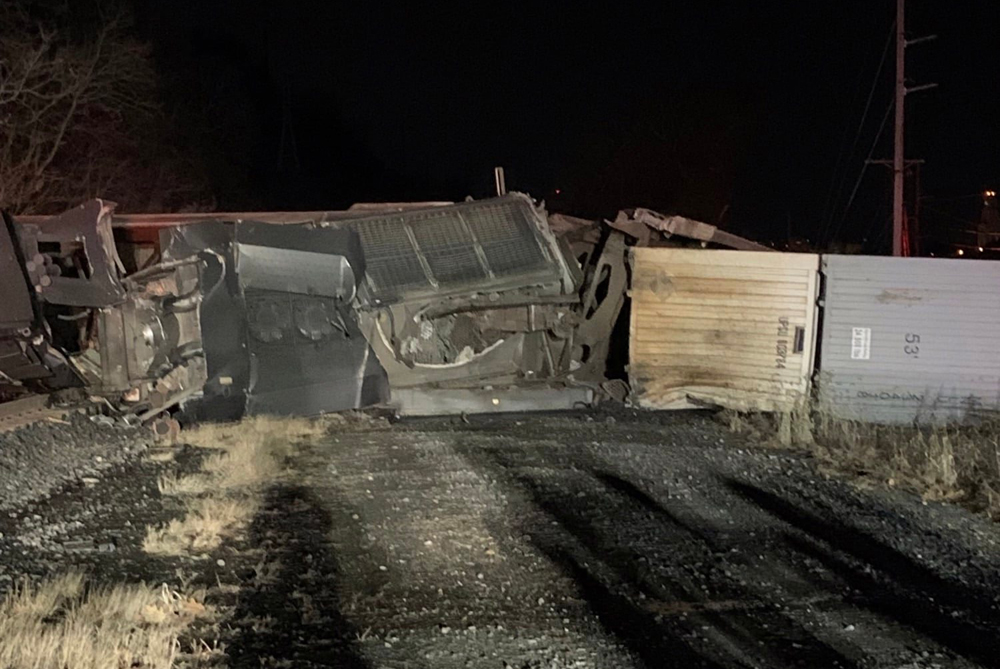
[818,255,1000,424]
[629,248,820,412]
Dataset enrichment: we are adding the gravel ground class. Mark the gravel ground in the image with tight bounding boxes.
[0,412,150,511]
[2,409,1000,668]
[280,411,1000,669]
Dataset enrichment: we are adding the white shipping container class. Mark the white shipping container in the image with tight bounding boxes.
[818,255,1000,424]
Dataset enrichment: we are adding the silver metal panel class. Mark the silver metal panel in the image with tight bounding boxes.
[237,244,355,299]
[352,193,568,305]
[391,386,594,416]
[818,255,1000,424]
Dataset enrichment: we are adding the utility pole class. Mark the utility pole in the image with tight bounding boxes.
[890,0,936,256]
[912,161,921,255]
[892,0,906,256]
[870,158,924,252]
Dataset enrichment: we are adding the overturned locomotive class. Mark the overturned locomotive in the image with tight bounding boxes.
[1,194,628,424]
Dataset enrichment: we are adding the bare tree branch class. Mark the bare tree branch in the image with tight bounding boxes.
[0,1,212,214]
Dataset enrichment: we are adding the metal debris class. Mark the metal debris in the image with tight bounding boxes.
[610,207,772,251]
[3,192,643,421]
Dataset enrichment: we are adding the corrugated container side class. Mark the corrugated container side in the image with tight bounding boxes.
[818,255,1000,424]
[629,248,820,412]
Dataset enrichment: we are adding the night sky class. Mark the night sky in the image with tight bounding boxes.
[133,1,999,252]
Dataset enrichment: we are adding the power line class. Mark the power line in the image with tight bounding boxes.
[826,100,894,245]
[820,25,882,223]
[821,21,895,244]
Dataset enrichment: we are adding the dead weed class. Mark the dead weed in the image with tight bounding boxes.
[726,405,1000,519]
[144,496,258,556]
[811,414,1000,514]
[146,416,332,557]
[180,415,328,451]
[0,574,210,669]
[156,415,327,497]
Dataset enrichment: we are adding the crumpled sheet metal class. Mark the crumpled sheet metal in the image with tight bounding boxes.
[19,199,128,307]
[162,219,388,420]
[610,207,772,252]
[237,245,356,300]
[0,213,34,332]
[234,219,362,300]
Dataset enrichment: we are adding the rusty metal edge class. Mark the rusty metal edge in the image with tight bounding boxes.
[14,202,455,229]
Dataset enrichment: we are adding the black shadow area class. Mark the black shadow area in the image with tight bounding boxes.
[226,484,369,669]
[459,444,858,669]
[727,479,1000,668]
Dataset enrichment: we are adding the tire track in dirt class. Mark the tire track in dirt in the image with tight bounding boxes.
[296,429,626,667]
[230,412,1000,668]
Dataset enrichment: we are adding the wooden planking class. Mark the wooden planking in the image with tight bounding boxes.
[637,386,797,412]
[632,248,819,270]
[633,319,812,336]
[634,276,815,294]
[629,248,820,412]
[634,330,812,347]
[631,363,808,386]
[632,294,809,309]
[631,354,815,375]
[634,306,812,323]
[636,373,805,393]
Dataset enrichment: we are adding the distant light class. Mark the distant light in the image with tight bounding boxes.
[958,249,965,256]
[987,190,997,197]
[979,246,985,252]
[554,188,562,195]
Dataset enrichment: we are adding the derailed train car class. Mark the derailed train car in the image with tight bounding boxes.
[1,201,206,424]
[1,194,629,425]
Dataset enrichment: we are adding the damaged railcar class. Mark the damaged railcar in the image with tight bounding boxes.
[347,193,618,414]
[3,193,628,422]
[160,217,388,421]
[1,199,385,423]
[0,201,206,425]
[163,193,628,417]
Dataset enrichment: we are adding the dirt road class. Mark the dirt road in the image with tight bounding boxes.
[230,412,1000,668]
[3,410,1000,668]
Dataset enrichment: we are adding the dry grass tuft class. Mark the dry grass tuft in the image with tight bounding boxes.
[181,415,327,451]
[810,414,1000,514]
[144,496,258,556]
[146,415,331,556]
[199,433,288,490]
[157,472,212,496]
[726,404,1000,520]
[157,415,325,497]
[2,572,85,618]
[0,574,209,669]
